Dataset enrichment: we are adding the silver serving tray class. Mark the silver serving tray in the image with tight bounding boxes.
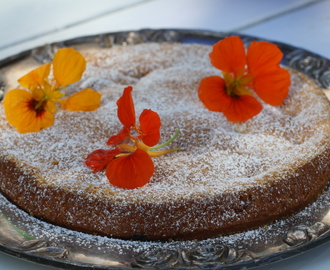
[1,29,330,270]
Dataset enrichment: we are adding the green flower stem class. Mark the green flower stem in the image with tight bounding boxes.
[13,225,35,240]
[150,129,180,150]
[1,213,35,240]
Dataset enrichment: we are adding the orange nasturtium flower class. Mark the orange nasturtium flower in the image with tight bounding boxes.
[3,48,101,133]
[85,86,180,189]
[198,36,291,122]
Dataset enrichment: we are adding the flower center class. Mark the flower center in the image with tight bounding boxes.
[29,98,47,115]
[226,80,241,97]
[132,124,144,137]
[116,129,181,158]
[223,71,253,98]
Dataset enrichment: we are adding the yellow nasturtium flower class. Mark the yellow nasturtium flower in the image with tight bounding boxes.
[3,48,101,133]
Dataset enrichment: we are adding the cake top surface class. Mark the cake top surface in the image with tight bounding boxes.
[1,42,330,203]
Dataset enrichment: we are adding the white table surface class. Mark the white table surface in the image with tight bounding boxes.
[1,0,330,269]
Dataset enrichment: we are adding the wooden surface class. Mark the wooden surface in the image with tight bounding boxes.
[1,0,330,269]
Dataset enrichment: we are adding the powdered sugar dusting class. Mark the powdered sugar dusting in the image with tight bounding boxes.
[1,43,330,205]
[0,184,329,264]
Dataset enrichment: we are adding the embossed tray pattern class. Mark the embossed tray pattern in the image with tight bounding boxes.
[0,29,330,270]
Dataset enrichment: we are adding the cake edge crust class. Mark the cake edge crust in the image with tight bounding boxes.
[1,143,330,241]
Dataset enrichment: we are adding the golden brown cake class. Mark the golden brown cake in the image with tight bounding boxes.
[1,42,330,241]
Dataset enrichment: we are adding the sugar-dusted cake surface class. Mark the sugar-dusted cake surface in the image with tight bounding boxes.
[1,43,330,240]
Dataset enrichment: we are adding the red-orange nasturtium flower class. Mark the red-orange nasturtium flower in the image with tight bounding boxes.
[85,86,180,189]
[3,48,101,133]
[198,36,291,122]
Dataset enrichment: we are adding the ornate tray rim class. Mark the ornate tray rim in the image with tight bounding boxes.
[1,28,330,270]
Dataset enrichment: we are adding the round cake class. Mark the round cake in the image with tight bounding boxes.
[1,42,330,241]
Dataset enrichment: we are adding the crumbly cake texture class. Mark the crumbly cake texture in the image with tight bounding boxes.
[1,43,330,241]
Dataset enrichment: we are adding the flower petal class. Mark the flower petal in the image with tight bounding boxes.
[61,88,101,111]
[138,109,161,147]
[116,86,136,128]
[106,127,130,145]
[198,76,231,112]
[52,48,86,87]
[106,148,154,189]
[18,63,51,90]
[85,148,123,172]
[18,109,54,134]
[3,89,54,133]
[3,89,32,124]
[210,36,246,75]
[44,99,58,114]
[247,41,283,76]
[252,68,291,106]
[223,95,262,122]
[247,41,291,105]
